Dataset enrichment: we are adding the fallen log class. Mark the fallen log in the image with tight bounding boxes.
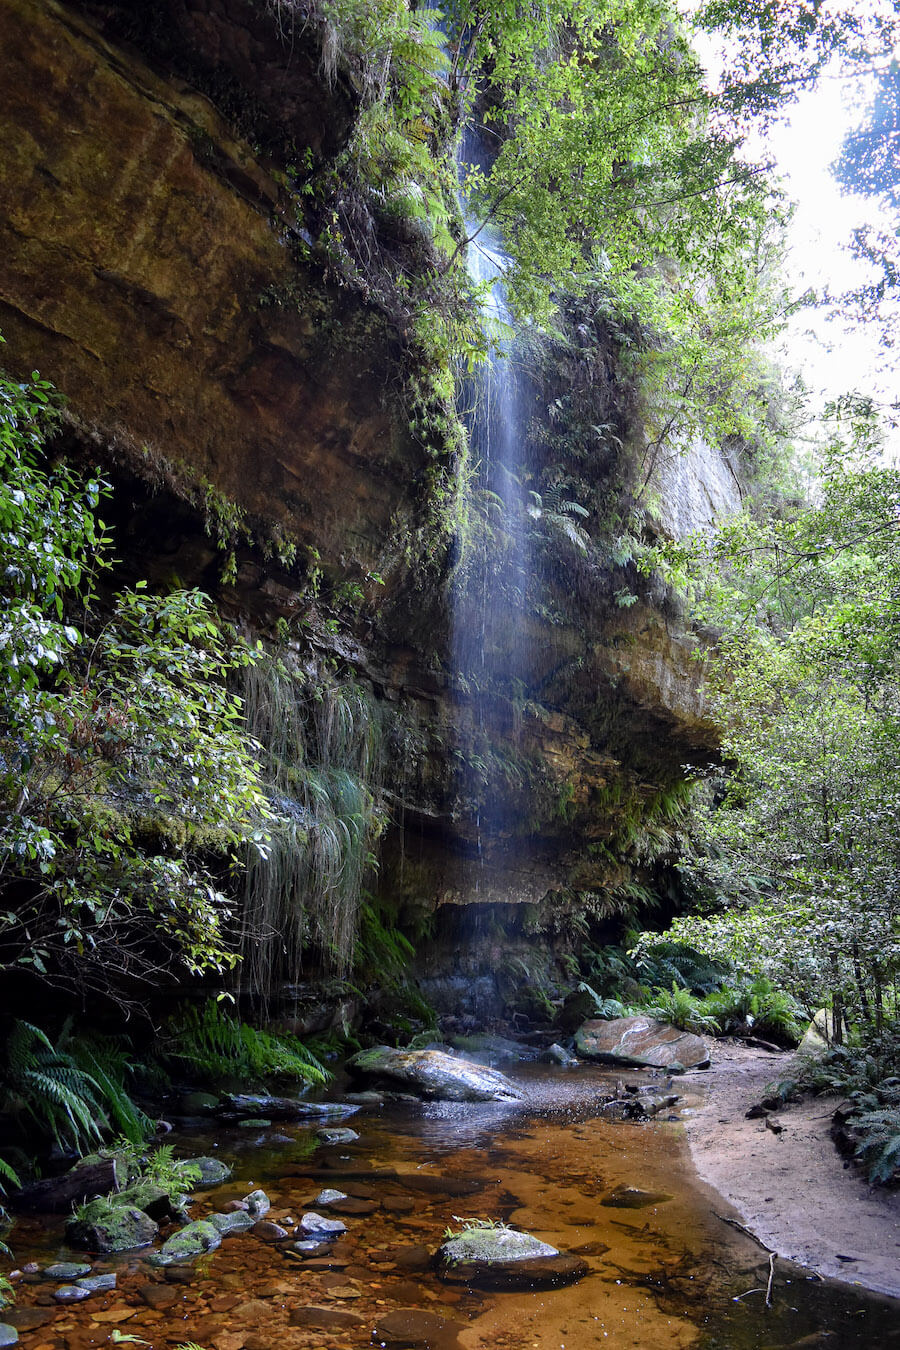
[13,1157,120,1212]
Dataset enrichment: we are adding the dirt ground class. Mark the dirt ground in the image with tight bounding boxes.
[680,1040,900,1298]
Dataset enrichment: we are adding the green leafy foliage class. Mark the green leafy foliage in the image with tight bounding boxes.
[355,898,436,1028]
[161,1000,329,1088]
[0,1020,135,1155]
[0,355,268,1006]
[655,411,900,1045]
[643,982,721,1035]
[851,1108,900,1187]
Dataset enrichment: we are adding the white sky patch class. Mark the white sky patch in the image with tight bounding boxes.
[685,4,899,450]
[764,64,897,439]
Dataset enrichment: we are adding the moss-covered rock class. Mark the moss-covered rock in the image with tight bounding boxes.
[149,1219,222,1266]
[66,1202,158,1254]
[435,1226,587,1288]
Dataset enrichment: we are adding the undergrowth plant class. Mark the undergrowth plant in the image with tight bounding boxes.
[0,1020,150,1156]
[779,1035,900,1185]
[161,1000,329,1088]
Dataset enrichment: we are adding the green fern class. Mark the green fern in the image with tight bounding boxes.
[3,1021,104,1153]
[163,1001,329,1088]
[0,1021,152,1156]
[645,983,720,1035]
[67,1032,152,1146]
[852,1108,900,1185]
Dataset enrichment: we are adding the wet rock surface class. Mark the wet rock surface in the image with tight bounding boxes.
[346,1047,523,1102]
[42,1263,92,1281]
[191,1157,233,1186]
[600,1185,673,1209]
[3,1060,895,1350]
[575,1016,711,1071]
[223,1095,358,1121]
[66,1203,159,1253]
[316,1127,360,1145]
[149,1218,222,1265]
[435,1226,588,1289]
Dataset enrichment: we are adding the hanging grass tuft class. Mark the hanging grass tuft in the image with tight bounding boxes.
[241,655,387,997]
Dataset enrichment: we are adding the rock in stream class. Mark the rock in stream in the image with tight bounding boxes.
[346,1046,522,1102]
[435,1226,588,1289]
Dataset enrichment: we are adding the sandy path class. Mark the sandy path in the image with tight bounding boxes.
[681,1040,900,1297]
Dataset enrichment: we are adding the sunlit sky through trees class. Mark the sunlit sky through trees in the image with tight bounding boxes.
[686,1,899,453]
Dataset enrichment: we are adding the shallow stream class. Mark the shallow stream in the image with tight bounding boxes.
[6,1065,900,1350]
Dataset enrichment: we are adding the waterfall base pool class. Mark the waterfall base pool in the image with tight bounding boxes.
[6,1065,900,1350]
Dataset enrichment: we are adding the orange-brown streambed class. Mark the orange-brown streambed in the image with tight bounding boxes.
[5,1065,900,1350]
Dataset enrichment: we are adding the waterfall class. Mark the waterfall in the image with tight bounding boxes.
[451,139,533,892]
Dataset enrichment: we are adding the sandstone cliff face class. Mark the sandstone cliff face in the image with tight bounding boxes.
[0,0,425,585]
[0,0,738,982]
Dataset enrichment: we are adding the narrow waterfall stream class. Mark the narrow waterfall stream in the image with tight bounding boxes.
[449,154,537,909]
[5,1069,897,1350]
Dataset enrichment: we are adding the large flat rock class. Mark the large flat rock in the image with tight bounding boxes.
[435,1227,587,1289]
[346,1047,522,1102]
[575,1016,710,1071]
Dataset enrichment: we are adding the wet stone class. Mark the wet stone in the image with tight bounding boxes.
[179,1091,221,1115]
[314,1188,348,1206]
[67,1202,158,1253]
[600,1185,673,1209]
[4,1309,54,1332]
[329,1196,377,1215]
[297,1211,347,1239]
[381,1195,416,1214]
[224,1094,358,1120]
[238,1117,272,1128]
[346,1046,521,1102]
[543,1042,579,1066]
[0,1325,17,1347]
[149,1218,222,1264]
[75,1274,117,1293]
[245,1189,270,1218]
[163,1263,196,1284]
[375,1244,431,1270]
[209,1209,256,1236]
[42,1263,92,1282]
[139,1283,181,1309]
[316,1127,359,1145]
[192,1157,233,1187]
[251,1220,288,1242]
[283,1239,330,1258]
[435,1227,588,1290]
[575,1015,710,1072]
[289,1304,365,1330]
[53,1285,92,1303]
